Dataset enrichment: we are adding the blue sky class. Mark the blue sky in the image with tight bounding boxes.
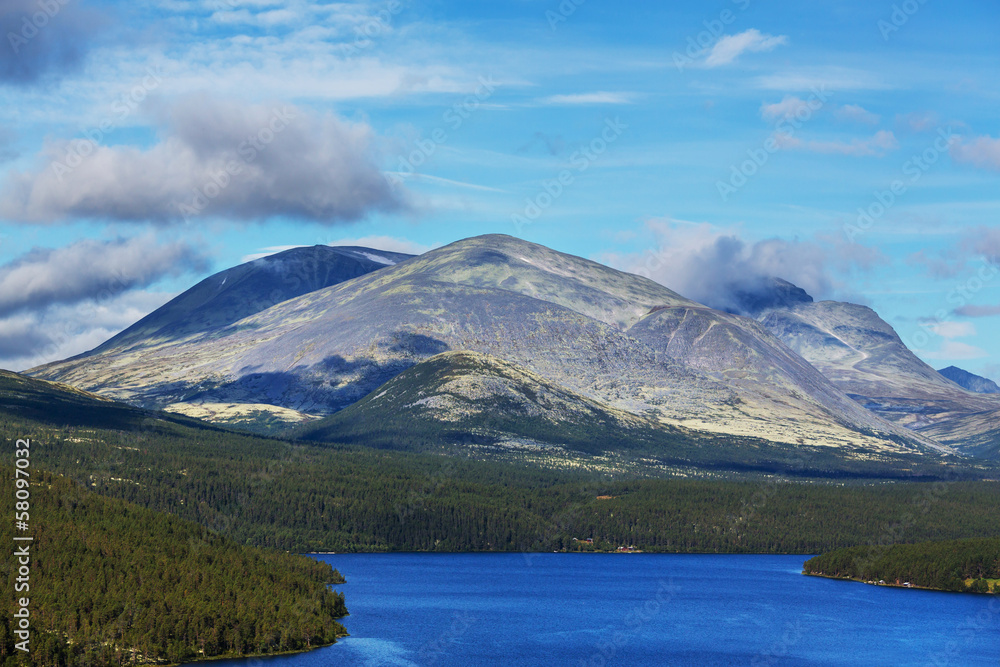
[0,0,998,378]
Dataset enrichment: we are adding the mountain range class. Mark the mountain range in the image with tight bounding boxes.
[26,234,1000,463]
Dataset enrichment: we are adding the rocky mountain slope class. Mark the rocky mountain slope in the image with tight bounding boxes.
[938,366,1000,394]
[28,235,943,458]
[735,283,1000,456]
[90,244,413,355]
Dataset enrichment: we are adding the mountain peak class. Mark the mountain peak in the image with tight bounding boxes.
[725,276,814,316]
[938,366,1000,394]
[68,243,415,357]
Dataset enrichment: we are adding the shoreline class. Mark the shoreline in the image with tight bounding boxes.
[170,633,347,667]
[802,571,999,595]
[307,549,816,556]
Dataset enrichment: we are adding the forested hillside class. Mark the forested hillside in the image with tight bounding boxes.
[5,369,1000,558]
[0,471,347,666]
[10,410,1000,555]
[804,538,1000,592]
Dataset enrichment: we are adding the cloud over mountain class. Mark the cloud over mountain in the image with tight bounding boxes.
[601,220,883,313]
[1,94,407,224]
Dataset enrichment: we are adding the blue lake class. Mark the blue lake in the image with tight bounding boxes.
[199,553,1000,666]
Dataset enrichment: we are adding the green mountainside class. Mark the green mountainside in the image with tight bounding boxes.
[0,470,347,666]
[3,368,1000,558]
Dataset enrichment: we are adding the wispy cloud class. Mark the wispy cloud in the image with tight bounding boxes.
[538,92,636,105]
[704,29,787,67]
[950,135,1000,171]
[391,173,508,192]
[754,67,889,91]
[920,340,990,360]
[920,321,976,339]
[775,129,898,157]
[835,104,880,125]
[953,304,1000,318]
[760,96,814,122]
[895,111,940,133]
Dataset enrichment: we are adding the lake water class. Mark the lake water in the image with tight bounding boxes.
[199,553,1000,666]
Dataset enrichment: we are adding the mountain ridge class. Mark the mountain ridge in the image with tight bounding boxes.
[938,366,1000,394]
[27,234,956,458]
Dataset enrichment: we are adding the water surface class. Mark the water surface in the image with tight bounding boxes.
[198,553,1000,666]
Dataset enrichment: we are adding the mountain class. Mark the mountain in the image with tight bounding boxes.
[725,276,813,314]
[938,366,1000,394]
[29,235,945,457]
[0,367,224,433]
[738,281,1000,457]
[89,244,413,355]
[293,350,959,475]
[295,350,670,455]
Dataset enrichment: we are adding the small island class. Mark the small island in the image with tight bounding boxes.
[804,537,1000,594]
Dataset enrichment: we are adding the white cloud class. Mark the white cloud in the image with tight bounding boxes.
[539,92,635,105]
[924,321,976,339]
[895,111,940,133]
[753,68,889,92]
[0,235,208,317]
[599,220,880,312]
[760,96,813,122]
[921,340,989,360]
[835,104,880,125]
[774,129,898,157]
[1,94,407,224]
[704,29,787,67]
[0,290,176,371]
[950,135,1000,171]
